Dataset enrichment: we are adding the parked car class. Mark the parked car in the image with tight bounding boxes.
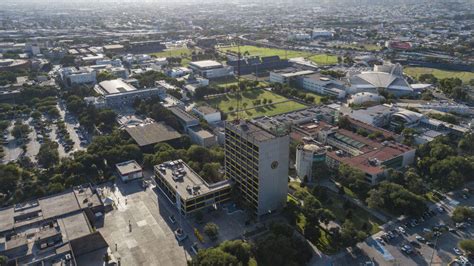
[415,235,426,242]
[401,244,413,254]
[454,247,463,255]
[191,242,199,255]
[169,215,176,224]
[174,228,187,242]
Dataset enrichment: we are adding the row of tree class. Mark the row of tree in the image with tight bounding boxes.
[191,223,313,266]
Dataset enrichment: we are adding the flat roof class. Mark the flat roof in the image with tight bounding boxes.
[116,160,142,175]
[125,122,182,147]
[97,79,137,95]
[0,186,102,233]
[226,120,277,142]
[168,106,199,123]
[189,60,223,69]
[195,105,219,115]
[58,212,92,240]
[39,191,81,220]
[328,142,413,175]
[103,44,124,49]
[189,126,215,138]
[155,160,230,201]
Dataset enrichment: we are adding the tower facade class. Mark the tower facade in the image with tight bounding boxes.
[224,120,289,216]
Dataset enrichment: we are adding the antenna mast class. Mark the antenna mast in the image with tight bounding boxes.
[236,39,241,121]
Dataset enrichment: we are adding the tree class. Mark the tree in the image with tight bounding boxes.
[219,240,251,265]
[204,222,219,240]
[339,220,368,247]
[0,164,21,195]
[452,206,474,223]
[96,71,116,82]
[337,116,351,130]
[0,255,7,266]
[366,181,427,217]
[193,248,238,265]
[37,141,60,168]
[459,239,474,256]
[11,123,31,139]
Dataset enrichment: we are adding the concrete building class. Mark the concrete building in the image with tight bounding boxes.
[225,120,289,217]
[166,67,192,78]
[188,126,217,147]
[347,63,413,97]
[348,92,385,105]
[0,59,30,71]
[92,79,163,107]
[59,66,97,87]
[295,143,327,182]
[269,70,346,99]
[103,44,125,54]
[189,60,233,79]
[168,106,200,131]
[115,160,143,182]
[125,121,182,151]
[318,127,415,184]
[193,105,221,123]
[298,73,347,99]
[0,185,107,265]
[154,160,231,216]
[269,69,315,84]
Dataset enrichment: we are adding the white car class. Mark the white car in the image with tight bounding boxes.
[453,247,463,255]
[415,235,426,242]
[398,226,406,234]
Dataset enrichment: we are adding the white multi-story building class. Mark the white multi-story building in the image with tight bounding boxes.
[90,79,164,108]
[225,120,289,217]
[193,105,221,123]
[295,143,326,182]
[59,67,97,86]
[300,74,346,99]
[189,60,233,79]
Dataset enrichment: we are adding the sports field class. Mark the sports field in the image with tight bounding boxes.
[228,101,307,120]
[219,45,338,66]
[206,89,307,120]
[219,45,311,59]
[404,67,474,83]
[150,47,192,58]
[307,54,338,65]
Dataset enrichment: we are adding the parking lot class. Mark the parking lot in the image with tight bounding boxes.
[0,101,88,164]
[359,190,474,266]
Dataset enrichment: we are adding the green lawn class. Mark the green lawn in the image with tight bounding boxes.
[304,91,324,104]
[308,54,339,65]
[404,67,474,83]
[228,101,307,120]
[209,77,240,88]
[150,47,192,58]
[336,43,381,52]
[219,45,312,59]
[207,89,288,112]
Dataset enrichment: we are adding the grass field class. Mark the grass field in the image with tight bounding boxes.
[304,91,324,104]
[220,45,339,66]
[307,54,339,65]
[337,43,381,51]
[150,47,192,58]
[228,101,307,120]
[404,67,474,83]
[207,89,288,112]
[219,45,312,59]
